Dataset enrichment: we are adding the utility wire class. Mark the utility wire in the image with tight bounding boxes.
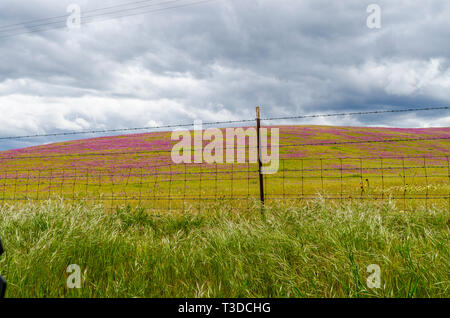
[0,0,161,32]
[0,0,216,39]
[261,106,450,121]
[0,0,179,34]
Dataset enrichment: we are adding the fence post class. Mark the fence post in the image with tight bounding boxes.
[0,237,6,298]
[256,106,265,213]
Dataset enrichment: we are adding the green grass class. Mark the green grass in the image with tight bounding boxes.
[0,199,448,298]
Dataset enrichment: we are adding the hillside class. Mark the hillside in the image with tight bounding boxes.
[0,125,448,210]
[1,125,449,169]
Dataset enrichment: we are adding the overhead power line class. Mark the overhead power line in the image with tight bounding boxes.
[0,0,179,35]
[0,0,217,39]
[0,0,160,32]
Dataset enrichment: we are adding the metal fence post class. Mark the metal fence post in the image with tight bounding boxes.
[256,106,265,213]
[0,237,6,298]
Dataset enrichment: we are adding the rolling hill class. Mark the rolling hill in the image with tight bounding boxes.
[0,125,448,210]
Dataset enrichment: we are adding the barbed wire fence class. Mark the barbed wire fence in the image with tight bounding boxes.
[0,106,448,211]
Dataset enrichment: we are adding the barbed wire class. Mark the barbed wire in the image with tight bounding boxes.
[261,106,450,121]
[0,107,448,210]
[0,136,448,160]
[0,106,447,142]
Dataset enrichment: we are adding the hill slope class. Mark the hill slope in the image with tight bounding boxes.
[0,125,448,210]
[1,125,449,169]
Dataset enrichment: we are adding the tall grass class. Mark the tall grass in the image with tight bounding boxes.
[0,199,448,298]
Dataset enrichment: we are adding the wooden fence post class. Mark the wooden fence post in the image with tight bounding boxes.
[256,106,265,213]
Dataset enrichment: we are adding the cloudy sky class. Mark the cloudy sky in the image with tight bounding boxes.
[0,0,449,150]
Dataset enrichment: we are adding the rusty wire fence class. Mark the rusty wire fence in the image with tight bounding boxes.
[0,106,449,211]
[0,154,448,211]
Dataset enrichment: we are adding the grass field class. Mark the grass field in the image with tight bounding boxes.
[0,199,448,298]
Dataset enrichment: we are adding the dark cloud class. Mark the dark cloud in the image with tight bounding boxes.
[0,0,449,150]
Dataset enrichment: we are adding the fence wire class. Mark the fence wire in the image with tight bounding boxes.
[0,105,449,211]
[0,154,448,211]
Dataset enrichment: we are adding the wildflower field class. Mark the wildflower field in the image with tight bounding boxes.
[0,126,448,210]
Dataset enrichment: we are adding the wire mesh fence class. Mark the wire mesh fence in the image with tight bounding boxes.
[0,154,448,211]
[0,106,448,211]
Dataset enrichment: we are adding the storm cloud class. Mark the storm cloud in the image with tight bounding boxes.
[0,0,449,150]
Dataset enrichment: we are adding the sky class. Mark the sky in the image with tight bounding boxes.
[0,0,449,150]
